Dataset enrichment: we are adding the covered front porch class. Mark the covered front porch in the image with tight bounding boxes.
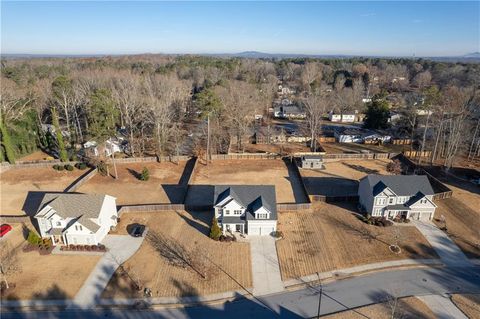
[222,223,245,235]
[384,207,410,220]
[47,228,66,246]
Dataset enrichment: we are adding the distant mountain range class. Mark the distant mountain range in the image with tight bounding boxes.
[2,51,479,62]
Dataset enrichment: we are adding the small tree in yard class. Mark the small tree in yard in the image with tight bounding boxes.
[209,217,222,240]
[386,159,402,175]
[140,167,150,181]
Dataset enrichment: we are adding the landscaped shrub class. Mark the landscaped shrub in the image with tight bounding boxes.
[53,164,60,170]
[57,165,64,171]
[273,230,284,238]
[64,164,74,171]
[209,217,222,240]
[140,167,150,181]
[75,162,88,170]
[27,230,41,245]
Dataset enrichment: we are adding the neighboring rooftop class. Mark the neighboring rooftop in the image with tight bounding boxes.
[362,174,435,197]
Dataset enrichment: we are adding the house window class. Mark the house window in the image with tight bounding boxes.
[389,198,394,204]
[79,225,83,231]
[225,210,230,215]
[256,213,268,219]
[234,210,242,215]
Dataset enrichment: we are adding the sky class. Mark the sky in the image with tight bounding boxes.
[1,1,479,57]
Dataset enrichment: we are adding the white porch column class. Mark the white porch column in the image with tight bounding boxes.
[50,235,56,246]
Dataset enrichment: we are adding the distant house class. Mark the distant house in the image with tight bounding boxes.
[388,111,403,123]
[334,128,364,143]
[252,126,286,144]
[213,185,277,236]
[274,105,306,119]
[278,85,294,95]
[362,132,392,144]
[328,111,357,123]
[35,193,118,246]
[301,155,324,169]
[358,175,437,221]
[83,137,128,158]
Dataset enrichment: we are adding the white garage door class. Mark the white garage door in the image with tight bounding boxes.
[248,226,274,236]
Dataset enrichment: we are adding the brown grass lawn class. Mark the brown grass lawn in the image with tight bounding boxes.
[190,159,307,203]
[102,210,252,298]
[432,181,480,259]
[451,294,480,319]
[323,297,436,319]
[276,202,438,280]
[18,150,53,162]
[0,224,100,300]
[300,159,391,197]
[0,167,84,215]
[77,161,188,205]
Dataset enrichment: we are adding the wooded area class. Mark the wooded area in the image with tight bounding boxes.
[1,55,479,169]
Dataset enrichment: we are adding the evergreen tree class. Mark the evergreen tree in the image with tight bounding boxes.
[0,118,15,164]
[363,98,390,130]
[87,89,118,139]
[51,106,68,162]
[140,167,150,181]
[209,217,222,240]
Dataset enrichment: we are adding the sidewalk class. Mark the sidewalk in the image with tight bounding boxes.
[413,221,471,266]
[71,235,144,308]
[418,295,468,319]
[249,236,284,296]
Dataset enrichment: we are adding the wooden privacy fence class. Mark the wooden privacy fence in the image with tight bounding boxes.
[277,203,311,211]
[403,150,432,158]
[213,153,280,160]
[0,215,30,223]
[318,137,336,143]
[118,204,185,215]
[64,167,97,192]
[392,139,412,145]
[1,160,78,171]
[309,195,359,203]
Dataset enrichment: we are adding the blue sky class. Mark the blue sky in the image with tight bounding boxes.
[1,1,479,56]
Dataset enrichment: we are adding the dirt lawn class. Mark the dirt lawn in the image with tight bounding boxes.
[0,224,100,300]
[103,210,252,298]
[1,167,85,215]
[276,202,438,280]
[323,297,436,319]
[78,161,188,205]
[18,150,53,162]
[300,159,391,197]
[451,294,480,319]
[432,178,480,259]
[189,159,308,204]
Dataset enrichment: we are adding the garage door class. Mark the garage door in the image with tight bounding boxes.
[249,227,261,236]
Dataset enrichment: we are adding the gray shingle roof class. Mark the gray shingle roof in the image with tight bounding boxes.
[214,185,277,221]
[35,193,107,233]
[363,175,434,197]
[221,216,244,224]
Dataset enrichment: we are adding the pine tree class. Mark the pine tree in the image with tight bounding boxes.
[0,119,16,164]
[209,217,222,240]
[140,167,150,181]
[51,106,68,162]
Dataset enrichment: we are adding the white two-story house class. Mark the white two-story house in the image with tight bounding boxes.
[213,185,277,236]
[358,175,437,221]
[34,193,118,246]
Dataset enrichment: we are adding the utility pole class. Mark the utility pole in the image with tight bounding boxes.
[110,141,118,179]
[316,272,323,318]
[206,114,210,165]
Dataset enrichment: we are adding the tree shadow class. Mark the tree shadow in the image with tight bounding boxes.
[176,210,211,236]
[282,158,310,203]
[342,162,380,175]
[302,177,358,197]
[126,168,141,180]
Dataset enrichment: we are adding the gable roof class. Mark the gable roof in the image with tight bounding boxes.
[214,185,277,221]
[362,175,435,197]
[35,193,110,232]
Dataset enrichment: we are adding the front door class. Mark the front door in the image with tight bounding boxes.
[236,224,242,233]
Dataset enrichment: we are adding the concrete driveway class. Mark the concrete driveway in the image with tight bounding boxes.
[413,220,471,266]
[72,235,144,308]
[249,236,284,296]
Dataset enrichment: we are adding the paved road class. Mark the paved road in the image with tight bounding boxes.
[72,235,144,308]
[419,295,468,319]
[413,221,471,266]
[4,266,479,318]
[250,236,284,296]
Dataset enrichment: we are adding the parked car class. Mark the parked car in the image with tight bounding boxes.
[127,223,145,237]
[0,224,12,237]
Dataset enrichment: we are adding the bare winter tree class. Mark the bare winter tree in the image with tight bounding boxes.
[0,242,21,290]
[303,89,328,151]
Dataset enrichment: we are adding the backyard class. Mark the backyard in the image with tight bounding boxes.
[230,142,311,154]
[451,294,480,319]
[102,210,252,298]
[276,202,438,280]
[0,223,100,300]
[186,159,308,205]
[0,167,85,215]
[77,161,190,205]
[299,159,391,197]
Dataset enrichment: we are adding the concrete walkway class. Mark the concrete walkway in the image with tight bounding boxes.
[72,235,144,308]
[413,221,471,266]
[249,236,284,296]
[419,295,468,319]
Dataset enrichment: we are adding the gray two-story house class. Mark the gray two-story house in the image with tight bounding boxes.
[213,185,277,236]
[358,175,437,221]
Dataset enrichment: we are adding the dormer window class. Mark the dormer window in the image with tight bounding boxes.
[234,210,242,215]
[256,213,268,219]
